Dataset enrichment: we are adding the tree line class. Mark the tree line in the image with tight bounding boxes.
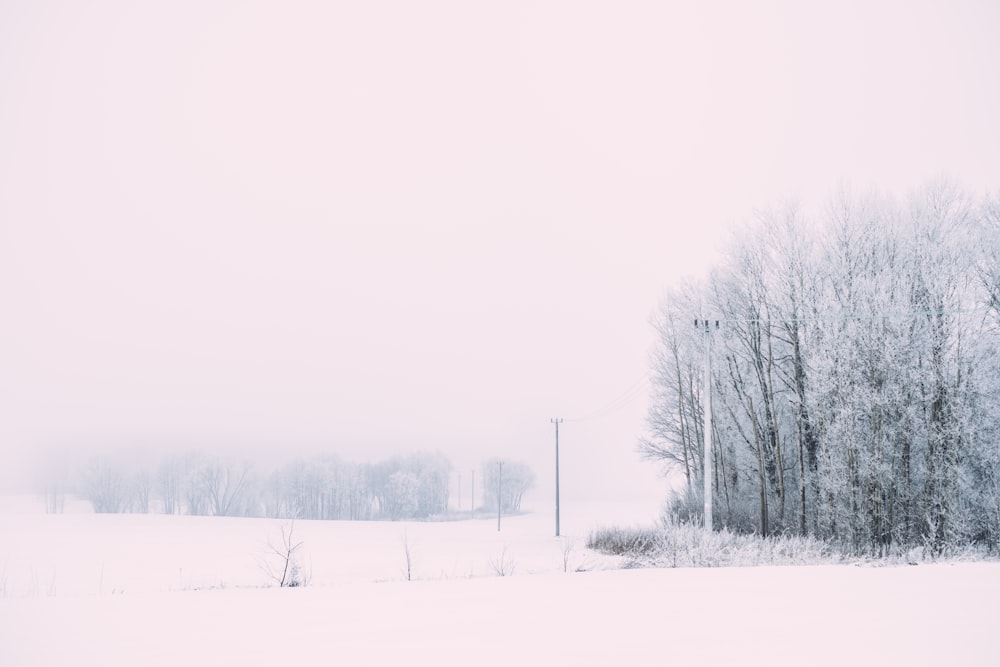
[642,181,1000,554]
[45,451,535,521]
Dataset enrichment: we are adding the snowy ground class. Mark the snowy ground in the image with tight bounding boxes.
[1,496,997,666]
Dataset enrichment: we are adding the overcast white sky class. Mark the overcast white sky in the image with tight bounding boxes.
[1,1,998,502]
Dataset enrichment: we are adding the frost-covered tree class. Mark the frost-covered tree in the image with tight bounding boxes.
[188,457,253,517]
[483,460,535,513]
[81,458,129,514]
[640,281,706,492]
[385,471,420,520]
[60,449,458,523]
[644,181,1000,553]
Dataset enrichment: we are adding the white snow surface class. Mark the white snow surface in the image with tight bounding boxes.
[1,496,997,666]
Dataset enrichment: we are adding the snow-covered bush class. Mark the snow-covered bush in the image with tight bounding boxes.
[587,523,842,568]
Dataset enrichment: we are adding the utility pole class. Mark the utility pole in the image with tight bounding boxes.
[496,459,503,532]
[457,471,461,512]
[471,469,475,519]
[551,418,563,537]
[697,319,718,533]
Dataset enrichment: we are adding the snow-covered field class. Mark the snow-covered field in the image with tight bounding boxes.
[1,496,997,666]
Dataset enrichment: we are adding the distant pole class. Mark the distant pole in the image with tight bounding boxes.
[551,418,563,537]
[457,471,461,512]
[471,469,475,519]
[697,319,717,533]
[497,460,504,531]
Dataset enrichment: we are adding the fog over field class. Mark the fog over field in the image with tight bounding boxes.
[2,1,999,503]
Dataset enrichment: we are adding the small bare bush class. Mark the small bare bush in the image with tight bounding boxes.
[488,546,516,576]
[259,520,309,587]
[560,537,577,573]
[402,531,416,582]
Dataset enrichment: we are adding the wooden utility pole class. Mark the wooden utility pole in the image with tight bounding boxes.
[497,459,503,531]
[697,319,717,533]
[551,418,563,537]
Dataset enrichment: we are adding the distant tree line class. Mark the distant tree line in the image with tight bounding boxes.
[46,451,536,521]
[69,452,452,520]
[642,181,1000,554]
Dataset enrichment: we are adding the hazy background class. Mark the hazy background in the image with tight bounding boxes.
[1,1,998,504]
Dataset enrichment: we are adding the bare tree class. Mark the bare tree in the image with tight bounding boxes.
[640,282,706,490]
[194,458,252,517]
[401,531,415,581]
[482,460,535,513]
[37,453,70,514]
[977,191,1000,326]
[386,471,420,520]
[132,468,152,514]
[81,458,128,513]
[259,521,307,588]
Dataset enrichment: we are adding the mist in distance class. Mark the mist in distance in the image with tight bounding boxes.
[1,1,998,504]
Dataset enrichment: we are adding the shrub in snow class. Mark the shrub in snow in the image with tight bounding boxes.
[259,521,309,588]
[587,522,843,568]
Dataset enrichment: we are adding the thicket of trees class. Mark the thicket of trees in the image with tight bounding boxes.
[642,182,1000,554]
[53,451,538,522]
[63,451,460,521]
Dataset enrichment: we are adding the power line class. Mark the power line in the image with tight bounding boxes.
[564,372,650,423]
